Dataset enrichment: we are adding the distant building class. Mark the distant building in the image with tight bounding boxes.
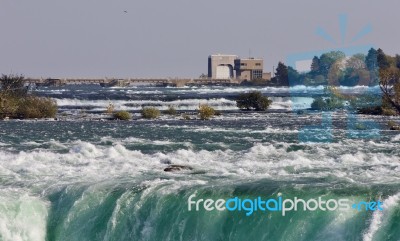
[208,54,238,79]
[262,72,272,80]
[208,54,271,81]
[234,58,264,81]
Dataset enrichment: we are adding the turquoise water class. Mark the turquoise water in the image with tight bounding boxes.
[0,85,399,241]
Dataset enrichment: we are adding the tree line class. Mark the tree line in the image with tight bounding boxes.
[270,48,400,115]
[271,48,400,87]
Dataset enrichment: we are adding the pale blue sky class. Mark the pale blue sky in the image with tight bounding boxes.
[1,0,399,78]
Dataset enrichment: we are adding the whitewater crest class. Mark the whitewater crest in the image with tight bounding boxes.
[363,193,400,241]
[0,190,48,241]
[0,85,398,240]
[0,140,398,188]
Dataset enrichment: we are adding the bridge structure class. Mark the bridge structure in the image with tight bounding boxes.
[25,78,242,87]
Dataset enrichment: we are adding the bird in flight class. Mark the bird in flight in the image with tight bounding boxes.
[124,10,128,13]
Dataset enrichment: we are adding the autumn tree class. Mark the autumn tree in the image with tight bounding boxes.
[379,67,400,114]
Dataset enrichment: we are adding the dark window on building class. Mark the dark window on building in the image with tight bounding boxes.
[241,63,247,66]
[255,63,261,66]
[252,70,263,79]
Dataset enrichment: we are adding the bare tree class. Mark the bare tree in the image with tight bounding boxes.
[379,68,400,113]
[0,74,27,96]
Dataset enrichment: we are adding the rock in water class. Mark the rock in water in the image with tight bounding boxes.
[164,165,193,172]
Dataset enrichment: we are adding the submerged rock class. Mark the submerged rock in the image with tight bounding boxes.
[164,165,193,172]
[388,121,400,130]
[390,125,400,131]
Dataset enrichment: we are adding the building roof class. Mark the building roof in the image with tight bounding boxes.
[239,58,263,61]
[209,54,238,57]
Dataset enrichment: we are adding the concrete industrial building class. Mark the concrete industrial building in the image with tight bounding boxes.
[208,54,238,79]
[208,54,271,81]
[234,58,264,80]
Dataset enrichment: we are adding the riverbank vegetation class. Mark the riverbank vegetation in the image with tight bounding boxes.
[269,47,400,116]
[198,104,215,120]
[271,50,380,87]
[141,107,161,119]
[377,51,400,114]
[0,74,57,119]
[163,106,177,115]
[236,91,272,111]
[113,110,131,120]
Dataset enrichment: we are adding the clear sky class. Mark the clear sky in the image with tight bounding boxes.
[1,0,399,78]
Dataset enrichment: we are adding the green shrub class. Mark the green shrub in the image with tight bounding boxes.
[0,95,57,119]
[182,113,191,120]
[357,106,381,115]
[141,107,160,119]
[310,97,326,110]
[349,94,381,110]
[358,99,400,116]
[198,104,215,120]
[354,123,367,130]
[388,121,400,130]
[381,98,398,116]
[382,108,398,116]
[0,94,19,118]
[19,96,58,118]
[236,91,272,111]
[113,110,131,120]
[311,97,344,111]
[0,74,27,97]
[40,97,58,118]
[163,106,177,115]
[0,74,58,119]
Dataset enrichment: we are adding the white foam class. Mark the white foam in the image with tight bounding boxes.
[363,192,400,241]
[391,134,400,142]
[55,96,313,112]
[182,126,298,134]
[56,98,239,111]
[0,190,48,241]
[51,85,380,113]
[0,140,398,188]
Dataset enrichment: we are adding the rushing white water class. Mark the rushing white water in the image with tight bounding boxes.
[363,193,400,241]
[0,139,398,189]
[0,190,48,241]
[0,84,397,240]
[55,97,315,112]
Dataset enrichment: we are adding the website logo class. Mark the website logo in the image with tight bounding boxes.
[188,193,384,217]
